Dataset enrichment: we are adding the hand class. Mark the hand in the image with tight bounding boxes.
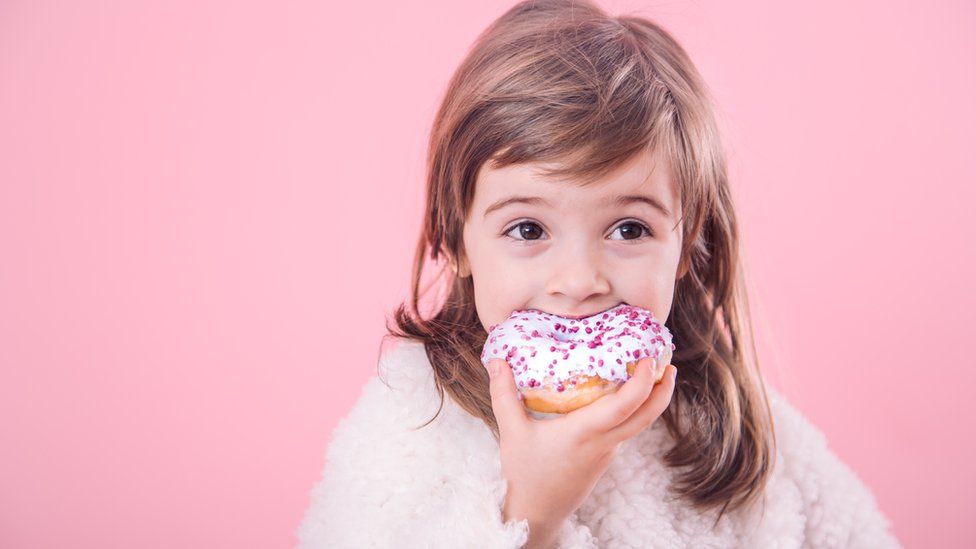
[485,356,677,547]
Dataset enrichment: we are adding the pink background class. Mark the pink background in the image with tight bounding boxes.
[1,1,973,547]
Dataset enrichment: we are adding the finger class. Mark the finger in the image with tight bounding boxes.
[567,357,657,434]
[601,364,677,446]
[485,358,530,435]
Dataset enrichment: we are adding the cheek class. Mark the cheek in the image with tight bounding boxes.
[473,277,528,330]
[652,280,677,325]
[468,247,536,328]
[615,253,679,324]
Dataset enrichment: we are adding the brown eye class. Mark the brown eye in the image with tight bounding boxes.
[505,222,545,241]
[610,221,651,241]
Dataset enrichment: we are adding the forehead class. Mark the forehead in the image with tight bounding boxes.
[474,147,680,215]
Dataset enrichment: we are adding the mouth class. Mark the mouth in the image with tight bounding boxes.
[544,302,628,320]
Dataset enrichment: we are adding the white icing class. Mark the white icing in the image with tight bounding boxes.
[480,304,675,392]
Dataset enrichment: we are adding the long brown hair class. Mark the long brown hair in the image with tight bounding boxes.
[384,0,776,526]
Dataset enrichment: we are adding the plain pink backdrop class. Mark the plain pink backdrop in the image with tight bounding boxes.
[1,0,973,547]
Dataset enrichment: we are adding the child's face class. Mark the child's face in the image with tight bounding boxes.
[459,147,683,331]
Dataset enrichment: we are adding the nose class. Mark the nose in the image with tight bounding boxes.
[544,245,611,303]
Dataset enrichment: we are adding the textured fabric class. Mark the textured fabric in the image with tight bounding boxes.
[296,338,900,548]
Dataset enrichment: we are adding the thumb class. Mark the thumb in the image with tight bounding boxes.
[486,358,529,432]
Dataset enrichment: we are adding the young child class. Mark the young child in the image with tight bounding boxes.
[296,1,901,547]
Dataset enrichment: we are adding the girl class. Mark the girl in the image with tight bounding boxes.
[297,1,900,547]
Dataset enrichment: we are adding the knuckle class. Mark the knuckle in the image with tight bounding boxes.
[610,404,631,425]
[601,436,625,458]
[569,426,596,446]
[571,429,593,448]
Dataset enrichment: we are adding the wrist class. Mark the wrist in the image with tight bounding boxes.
[503,499,565,549]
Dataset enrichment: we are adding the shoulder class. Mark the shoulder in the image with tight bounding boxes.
[763,382,857,488]
[762,384,902,548]
[376,336,436,391]
[764,384,830,459]
[296,337,533,547]
[328,337,444,450]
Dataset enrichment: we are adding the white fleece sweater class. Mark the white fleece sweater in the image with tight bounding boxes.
[295,338,901,548]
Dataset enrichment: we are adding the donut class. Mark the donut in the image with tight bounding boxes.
[480,304,676,418]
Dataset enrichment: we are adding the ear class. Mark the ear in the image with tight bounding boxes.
[456,251,471,278]
[443,245,471,278]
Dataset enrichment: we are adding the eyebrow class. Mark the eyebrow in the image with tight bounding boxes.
[483,194,673,219]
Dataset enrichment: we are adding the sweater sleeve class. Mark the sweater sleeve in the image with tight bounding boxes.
[294,342,534,548]
[768,390,902,549]
[554,513,600,548]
